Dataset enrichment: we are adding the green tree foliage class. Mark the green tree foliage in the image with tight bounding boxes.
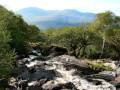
[43,11,120,59]
[0,26,15,78]
[27,25,40,42]
[0,5,41,54]
[90,11,120,58]
[91,11,120,30]
[0,6,15,78]
[0,5,41,77]
[105,29,120,59]
[43,27,98,58]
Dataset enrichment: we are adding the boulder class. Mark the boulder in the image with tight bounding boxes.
[42,81,78,90]
[18,80,28,90]
[0,78,9,88]
[45,46,68,58]
[85,71,116,81]
[115,76,120,83]
[116,68,120,76]
[49,45,68,54]
[15,54,117,90]
[86,78,102,85]
[28,69,61,81]
[104,61,117,70]
[28,79,48,90]
[28,67,36,73]
[53,55,99,75]
[52,82,78,90]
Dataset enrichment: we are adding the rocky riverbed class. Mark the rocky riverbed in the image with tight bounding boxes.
[1,49,120,90]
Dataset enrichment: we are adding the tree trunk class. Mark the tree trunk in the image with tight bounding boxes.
[81,47,86,58]
[76,47,83,58]
[100,37,105,58]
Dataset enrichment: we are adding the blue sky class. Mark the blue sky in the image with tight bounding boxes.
[0,0,120,15]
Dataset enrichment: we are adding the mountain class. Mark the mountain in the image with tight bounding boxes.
[17,7,95,29]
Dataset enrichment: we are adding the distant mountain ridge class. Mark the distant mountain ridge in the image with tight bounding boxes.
[17,7,96,29]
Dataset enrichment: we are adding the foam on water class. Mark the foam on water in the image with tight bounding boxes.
[26,60,38,68]
[28,81,38,86]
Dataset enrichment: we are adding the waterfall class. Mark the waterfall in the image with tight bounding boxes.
[9,50,116,90]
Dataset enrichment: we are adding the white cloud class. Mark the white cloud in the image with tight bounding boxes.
[0,0,119,15]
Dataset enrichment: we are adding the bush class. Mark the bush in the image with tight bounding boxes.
[0,29,15,78]
[0,5,41,55]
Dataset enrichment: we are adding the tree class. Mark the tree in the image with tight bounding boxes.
[0,26,15,78]
[27,25,40,42]
[0,5,41,55]
[105,29,120,59]
[90,11,120,58]
[44,27,97,58]
[91,11,120,30]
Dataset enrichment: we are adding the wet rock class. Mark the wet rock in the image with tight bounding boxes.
[28,86,42,90]
[53,55,98,75]
[86,71,116,81]
[52,82,78,90]
[112,75,120,89]
[42,81,78,90]
[39,78,48,86]
[29,50,40,56]
[28,78,48,90]
[0,78,9,88]
[40,45,68,58]
[16,54,28,60]
[25,60,38,68]
[28,84,43,90]
[49,45,68,56]
[14,54,116,90]
[28,69,61,81]
[22,58,30,64]
[29,55,38,61]
[115,76,120,83]
[104,61,117,70]
[98,71,116,81]
[116,84,120,90]
[28,67,36,73]
[18,80,28,90]
[116,68,120,76]
[111,81,120,90]
[0,78,17,90]
[87,78,102,85]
